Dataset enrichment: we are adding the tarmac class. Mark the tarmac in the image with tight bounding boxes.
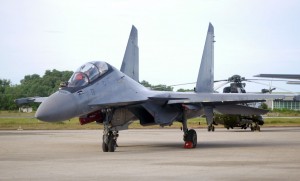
[0,127,300,181]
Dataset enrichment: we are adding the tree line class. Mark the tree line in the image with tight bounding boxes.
[0,70,193,110]
[0,70,73,110]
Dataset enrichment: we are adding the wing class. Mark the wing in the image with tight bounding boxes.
[150,92,284,105]
[149,92,282,125]
[15,97,48,105]
[214,104,269,115]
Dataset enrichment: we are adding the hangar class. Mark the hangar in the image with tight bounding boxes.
[266,94,300,110]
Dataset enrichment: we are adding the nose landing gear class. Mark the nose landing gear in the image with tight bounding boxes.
[101,109,119,152]
[102,130,118,152]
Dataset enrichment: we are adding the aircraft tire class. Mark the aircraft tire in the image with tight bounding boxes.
[186,129,197,148]
[102,135,109,152]
[102,142,108,152]
[108,139,117,152]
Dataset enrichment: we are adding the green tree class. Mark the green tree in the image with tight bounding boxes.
[140,80,152,88]
[259,103,268,110]
[0,79,11,94]
[140,80,173,91]
[151,84,173,91]
[1,70,73,110]
[0,79,12,109]
[177,88,194,92]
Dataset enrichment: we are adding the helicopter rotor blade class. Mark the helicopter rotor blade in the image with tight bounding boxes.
[169,75,297,87]
[245,78,295,82]
[214,81,230,91]
[214,79,228,83]
[170,79,228,87]
[169,82,196,87]
[245,80,298,94]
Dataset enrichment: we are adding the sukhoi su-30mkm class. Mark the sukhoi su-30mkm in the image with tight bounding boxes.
[16,23,284,152]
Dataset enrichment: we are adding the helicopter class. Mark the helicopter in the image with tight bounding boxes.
[216,74,277,94]
[220,75,247,93]
[171,74,280,132]
[209,75,266,131]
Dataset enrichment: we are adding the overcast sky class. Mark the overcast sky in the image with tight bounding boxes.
[1,0,299,93]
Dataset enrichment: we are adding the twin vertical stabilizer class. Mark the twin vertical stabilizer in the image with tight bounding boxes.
[195,23,215,93]
[121,23,214,90]
[120,25,139,82]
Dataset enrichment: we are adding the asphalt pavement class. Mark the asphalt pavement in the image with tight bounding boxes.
[0,127,299,180]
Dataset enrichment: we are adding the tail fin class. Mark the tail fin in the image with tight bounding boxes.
[120,25,139,82]
[195,23,215,93]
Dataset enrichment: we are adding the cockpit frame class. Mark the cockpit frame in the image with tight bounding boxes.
[61,61,112,93]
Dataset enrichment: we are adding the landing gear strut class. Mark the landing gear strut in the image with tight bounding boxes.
[102,109,119,152]
[208,124,215,132]
[181,109,197,148]
[250,122,261,132]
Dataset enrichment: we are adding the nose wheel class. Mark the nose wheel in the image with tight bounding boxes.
[102,131,118,152]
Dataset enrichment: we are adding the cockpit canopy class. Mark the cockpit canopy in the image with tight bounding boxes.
[68,61,109,87]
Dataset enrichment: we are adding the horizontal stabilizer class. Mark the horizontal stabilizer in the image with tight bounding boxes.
[215,105,269,115]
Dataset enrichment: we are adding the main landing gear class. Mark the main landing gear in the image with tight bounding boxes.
[101,108,199,152]
[182,110,197,149]
[250,122,261,132]
[102,109,119,152]
[183,129,197,148]
[208,124,215,132]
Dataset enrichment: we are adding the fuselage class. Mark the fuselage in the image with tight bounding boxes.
[35,61,150,122]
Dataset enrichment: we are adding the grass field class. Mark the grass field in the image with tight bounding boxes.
[1,111,300,130]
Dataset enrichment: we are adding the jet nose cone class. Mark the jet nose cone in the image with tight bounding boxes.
[35,91,78,122]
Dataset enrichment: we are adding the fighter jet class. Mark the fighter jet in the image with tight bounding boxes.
[16,23,284,152]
